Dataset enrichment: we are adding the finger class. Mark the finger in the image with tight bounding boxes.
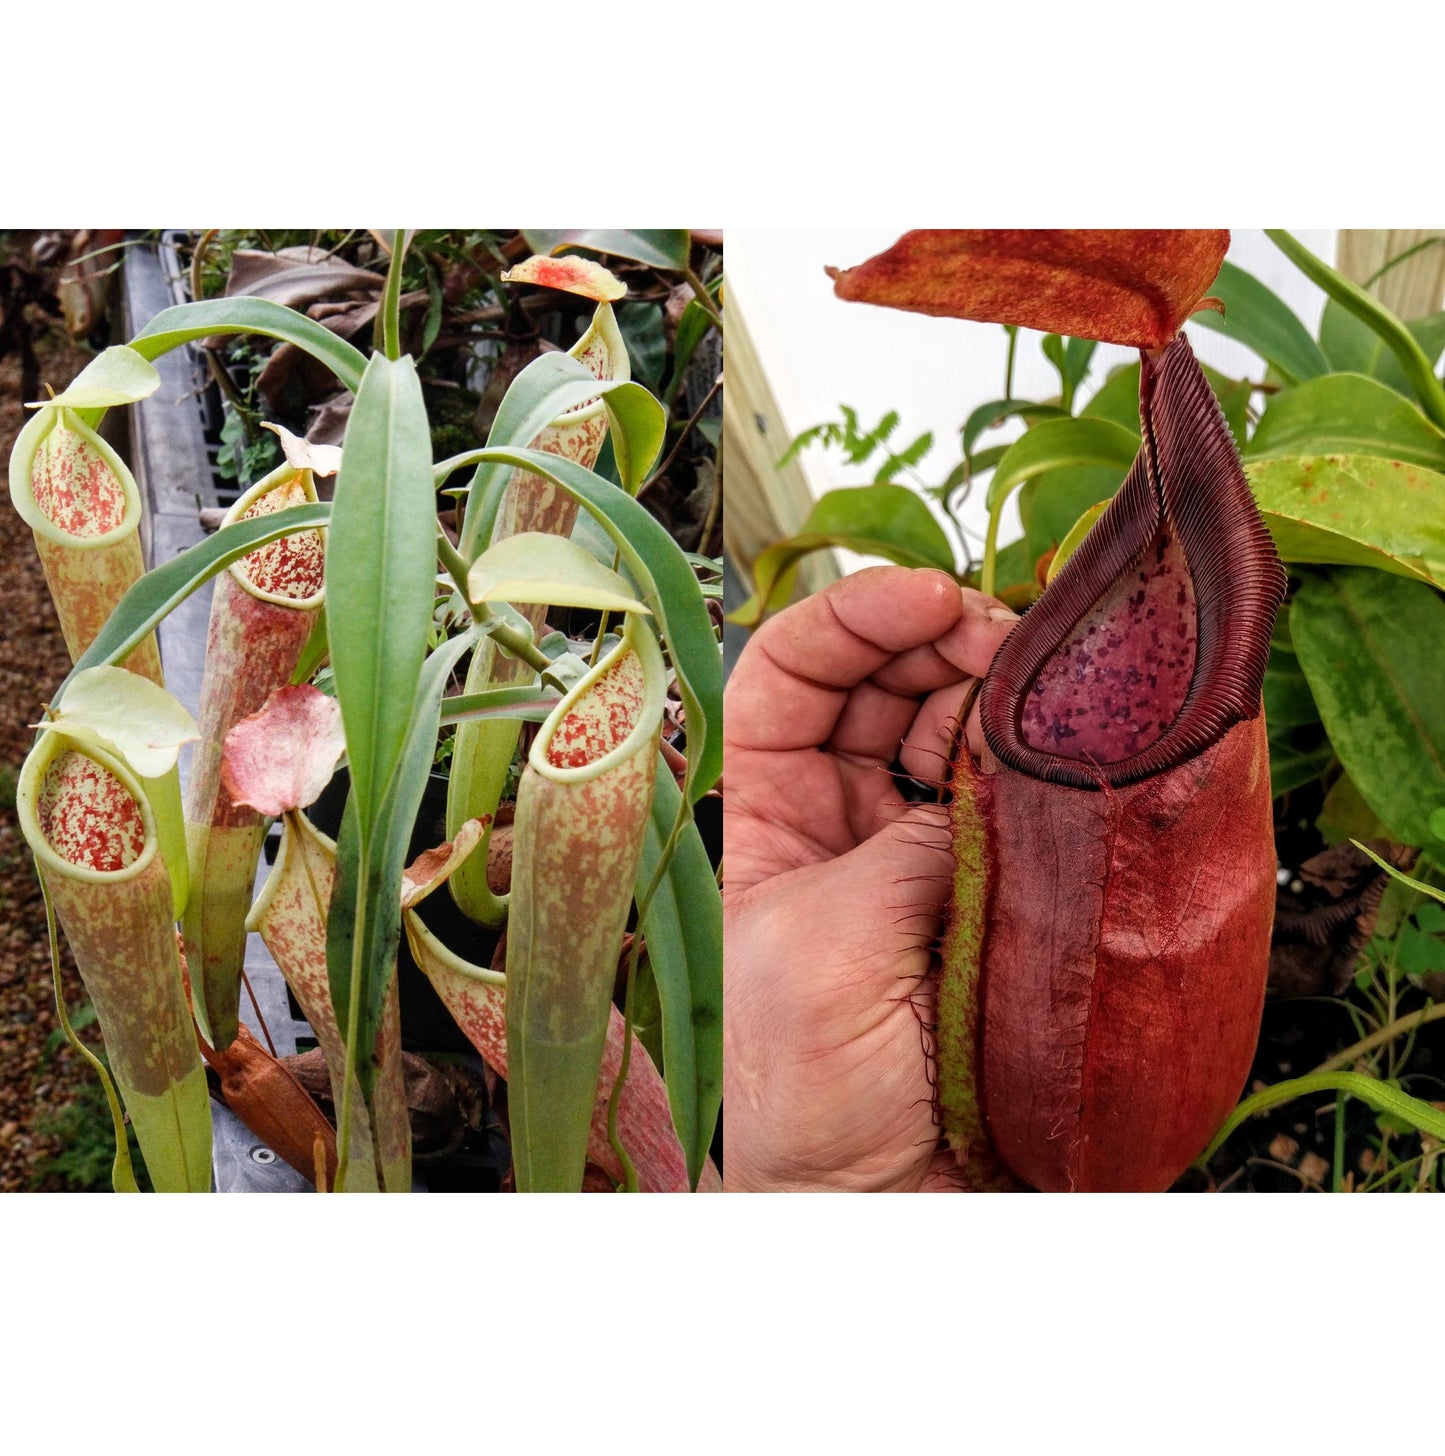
[726,567,963,755]
[900,681,988,780]
[934,589,1020,679]
[829,679,924,761]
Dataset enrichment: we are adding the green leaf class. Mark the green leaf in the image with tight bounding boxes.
[467,531,649,615]
[442,446,722,801]
[730,485,956,628]
[1291,568,1445,852]
[327,352,439,831]
[987,536,1036,596]
[1263,649,1320,731]
[126,298,367,395]
[523,230,692,272]
[438,686,559,728]
[664,296,717,408]
[1047,501,1107,581]
[1244,374,1445,471]
[1246,455,1445,589]
[1081,362,1143,432]
[328,631,478,1169]
[1041,333,1066,383]
[455,352,665,556]
[615,301,667,393]
[1317,772,1391,846]
[960,398,1068,459]
[637,762,721,1190]
[1268,732,1334,797]
[874,429,933,484]
[1191,258,1330,386]
[1063,336,1098,396]
[985,416,1139,513]
[1315,300,1445,400]
[1198,1070,1445,1167]
[1397,922,1445,978]
[1416,898,1445,932]
[1020,465,1127,567]
[1265,229,1445,431]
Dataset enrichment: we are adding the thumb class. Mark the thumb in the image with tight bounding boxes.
[828,800,955,925]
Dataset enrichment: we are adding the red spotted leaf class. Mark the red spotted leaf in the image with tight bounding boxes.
[828,229,1230,349]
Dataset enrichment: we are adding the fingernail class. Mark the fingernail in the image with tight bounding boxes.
[987,604,1020,623]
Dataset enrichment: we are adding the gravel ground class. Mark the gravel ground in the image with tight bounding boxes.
[0,341,106,1192]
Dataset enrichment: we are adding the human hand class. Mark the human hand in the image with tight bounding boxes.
[723,566,1019,1191]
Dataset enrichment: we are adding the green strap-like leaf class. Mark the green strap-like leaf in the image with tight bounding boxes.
[438,686,559,727]
[440,445,722,802]
[636,762,722,1190]
[127,298,367,394]
[1290,568,1445,854]
[1190,257,1330,386]
[730,484,957,629]
[327,352,438,830]
[327,629,478,1182]
[1198,1070,1445,1168]
[1244,373,1445,471]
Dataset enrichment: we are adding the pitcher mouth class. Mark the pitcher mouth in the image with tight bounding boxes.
[979,333,1286,790]
[16,733,159,887]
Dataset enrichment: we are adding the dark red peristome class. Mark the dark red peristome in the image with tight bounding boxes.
[947,334,1285,1192]
[980,334,1284,789]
